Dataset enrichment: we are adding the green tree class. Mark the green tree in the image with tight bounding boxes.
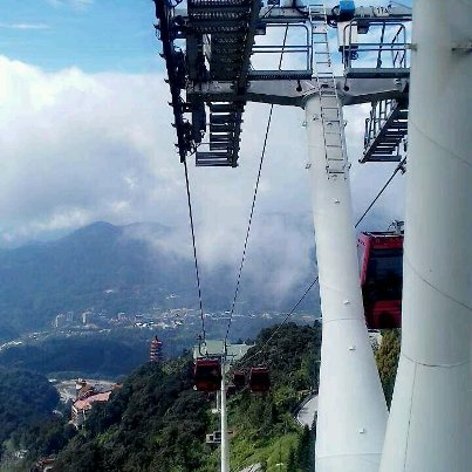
[376,330,401,407]
[296,426,311,471]
[286,447,297,472]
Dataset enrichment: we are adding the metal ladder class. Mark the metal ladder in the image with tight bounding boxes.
[310,3,349,178]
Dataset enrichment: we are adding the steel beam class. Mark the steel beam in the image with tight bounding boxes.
[187,77,408,107]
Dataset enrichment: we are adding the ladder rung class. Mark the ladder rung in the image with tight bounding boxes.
[210,144,231,151]
[384,131,406,136]
[210,103,241,113]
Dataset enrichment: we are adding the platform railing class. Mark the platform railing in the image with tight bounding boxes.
[340,20,410,77]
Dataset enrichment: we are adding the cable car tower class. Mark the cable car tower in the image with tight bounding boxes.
[154,1,472,471]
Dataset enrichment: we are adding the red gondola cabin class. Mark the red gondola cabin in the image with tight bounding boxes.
[232,370,246,390]
[194,358,221,392]
[249,367,270,393]
[358,231,403,329]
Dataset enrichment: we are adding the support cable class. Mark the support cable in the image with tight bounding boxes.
[183,158,206,343]
[223,105,274,348]
[239,276,319,368]
[223,26,290,351]
[354,156,407,229]
[236,155,407,365]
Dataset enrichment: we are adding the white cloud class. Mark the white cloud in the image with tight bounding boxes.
[0,55,405,305]
[0,23,50,30]
[46,0,93,10]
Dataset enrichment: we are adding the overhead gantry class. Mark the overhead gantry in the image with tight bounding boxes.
[154,2,413,472]
[155,0,411,166]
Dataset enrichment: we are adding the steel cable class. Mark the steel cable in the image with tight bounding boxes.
[223,25,290,351]
[239,276,319,368]
[183,158,206,342]
[355,157,406,228]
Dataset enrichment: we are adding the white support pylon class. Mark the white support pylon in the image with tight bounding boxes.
[379,1,472,471]
[304,93,388,472]
[220,360,229,472]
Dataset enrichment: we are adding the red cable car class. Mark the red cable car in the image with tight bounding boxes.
[232,370,246,390]
[249,367,270,393]
[193,358,222,392]
[358,231,404,329]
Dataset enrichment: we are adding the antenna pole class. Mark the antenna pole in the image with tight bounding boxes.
[220,358,229,472]
[380,1,472,470]
[304,92,388,472]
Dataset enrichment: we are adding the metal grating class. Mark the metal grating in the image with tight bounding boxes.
[195,101,245,167]
[361,98,408,163]
[186,0,260,166]
[188,0,260,83]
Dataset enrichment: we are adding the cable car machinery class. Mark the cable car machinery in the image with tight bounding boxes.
[154,0,411,167]
[154,1,413,471]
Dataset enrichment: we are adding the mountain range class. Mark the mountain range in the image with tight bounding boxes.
[0,221,318,339]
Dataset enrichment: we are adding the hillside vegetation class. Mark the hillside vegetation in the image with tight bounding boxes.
[223,322,321,471]
[32,323,322,472]
[375,329,401,407]
[5,323,402,471]
[0,331,150,379]
[0,369,60,458]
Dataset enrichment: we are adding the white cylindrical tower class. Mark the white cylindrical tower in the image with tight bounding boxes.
[380,1,472,471]
[304,94,388,472]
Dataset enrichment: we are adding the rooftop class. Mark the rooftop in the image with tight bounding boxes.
[74,391,111,411]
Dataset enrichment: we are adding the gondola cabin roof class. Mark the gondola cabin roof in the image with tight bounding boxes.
[358,231,403,249]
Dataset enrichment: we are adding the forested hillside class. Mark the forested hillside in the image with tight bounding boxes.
[223,322,321,471]
[375,329,401,407]
[0,369,60,459]
[5,324,400,471]
[19,323,321,472]
[0,332,150,379]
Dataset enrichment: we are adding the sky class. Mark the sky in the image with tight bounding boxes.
[0,0,409,306]
[0,0,158,73]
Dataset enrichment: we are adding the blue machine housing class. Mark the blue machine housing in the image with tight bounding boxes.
[338,1,356,21]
